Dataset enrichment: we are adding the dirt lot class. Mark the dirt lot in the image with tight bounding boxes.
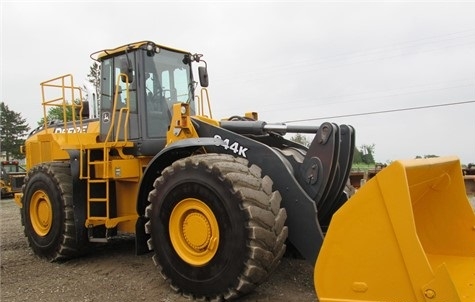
[0,198,316,302]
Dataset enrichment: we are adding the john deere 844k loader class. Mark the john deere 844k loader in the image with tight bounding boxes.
[15,41,475,301]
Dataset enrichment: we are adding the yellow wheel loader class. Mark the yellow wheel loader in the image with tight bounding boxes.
[15,41,475,301]
[1,160,26,198]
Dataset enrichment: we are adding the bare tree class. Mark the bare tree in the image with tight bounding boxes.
[86,61,101,97]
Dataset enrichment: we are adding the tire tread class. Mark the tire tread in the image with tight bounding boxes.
[146,154,288,300]
[22,162,85,261]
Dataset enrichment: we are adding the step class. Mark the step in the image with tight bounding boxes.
[88,198,108,203]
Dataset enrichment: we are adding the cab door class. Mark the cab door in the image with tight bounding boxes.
[99,53,139,142]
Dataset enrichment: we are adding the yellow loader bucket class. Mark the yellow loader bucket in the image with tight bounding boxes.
[315,156,475,302]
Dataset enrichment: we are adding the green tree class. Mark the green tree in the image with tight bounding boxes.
[289,133,311,147]
[352,146,363,164]
[0,102,30,160]
[360,144,375,164]
[37,104,74,127]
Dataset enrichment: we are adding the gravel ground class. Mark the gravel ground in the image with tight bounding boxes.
[0,197,316,302]
[2,192,474,302]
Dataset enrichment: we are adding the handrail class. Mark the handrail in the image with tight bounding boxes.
[103,73,130,145]
[40,74,85,135]
[196,87,212,118]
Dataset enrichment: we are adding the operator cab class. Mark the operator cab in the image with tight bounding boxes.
[94,41,204,155]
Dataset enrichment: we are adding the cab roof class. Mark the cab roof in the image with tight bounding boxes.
[90,40,191,61]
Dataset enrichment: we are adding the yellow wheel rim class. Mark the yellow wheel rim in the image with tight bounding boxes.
[29,190,53,237]
[169,198,220,266]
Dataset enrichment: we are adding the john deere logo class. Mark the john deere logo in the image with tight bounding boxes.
[102,112,110,123]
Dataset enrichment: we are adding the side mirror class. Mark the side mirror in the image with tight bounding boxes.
[198,66,209,87]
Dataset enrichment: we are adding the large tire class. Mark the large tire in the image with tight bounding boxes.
[145,154,288,300]
[21,162,85,261]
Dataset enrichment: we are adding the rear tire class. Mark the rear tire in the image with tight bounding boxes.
[22,162,85,261]
[145,154,288,300]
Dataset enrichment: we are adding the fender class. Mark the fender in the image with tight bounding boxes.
[136,136,225,215]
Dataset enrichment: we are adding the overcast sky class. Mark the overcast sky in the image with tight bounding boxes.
[1,1,474,164]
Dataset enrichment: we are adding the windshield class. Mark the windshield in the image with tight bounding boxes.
[143,48,195,137]
[144,49,193,104]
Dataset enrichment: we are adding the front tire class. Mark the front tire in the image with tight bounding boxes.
[22,162,85,261]
[145,154,288,300]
